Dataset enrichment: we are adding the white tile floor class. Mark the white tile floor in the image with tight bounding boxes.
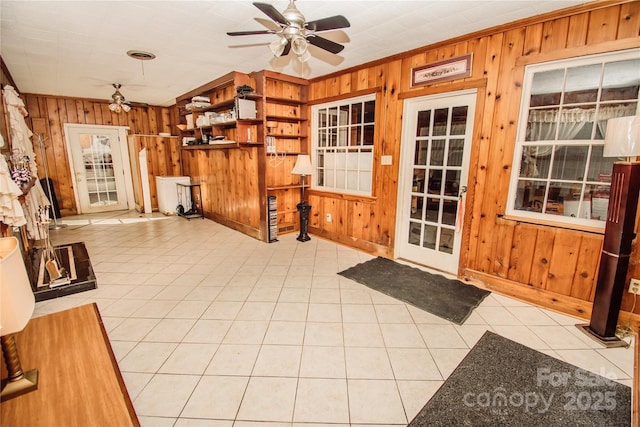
[35,210,635,427]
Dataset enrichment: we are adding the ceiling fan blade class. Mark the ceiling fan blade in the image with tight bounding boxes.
[253,2,289,26]
[307,35,344,54]
[227,30,275,36]
[282,40,291,56]
[306,15,350,32]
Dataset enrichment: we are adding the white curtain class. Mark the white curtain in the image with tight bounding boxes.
[522,105,637,177]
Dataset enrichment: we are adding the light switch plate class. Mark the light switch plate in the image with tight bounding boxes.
[381,155,392,165]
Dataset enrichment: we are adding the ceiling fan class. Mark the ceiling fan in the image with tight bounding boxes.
[109,83,131,113]
[227,1,350,62]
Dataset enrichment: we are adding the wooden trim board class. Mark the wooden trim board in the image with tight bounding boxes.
[463,268,640,332]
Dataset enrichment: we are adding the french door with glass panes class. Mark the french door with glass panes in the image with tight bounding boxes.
[396,90,476,274]
[65,125,130,213]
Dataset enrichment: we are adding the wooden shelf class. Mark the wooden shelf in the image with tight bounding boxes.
[181,99,233,115]
[267,133,307,140]
[181,141,262,160]
[182,141,262,148]
[182,142,239,150]
[181,93,263,116]
[266,115,307,122]
[195,118,263,130]
[238,93,263,101]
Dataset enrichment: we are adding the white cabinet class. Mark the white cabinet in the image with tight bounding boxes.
[156,176,190,214]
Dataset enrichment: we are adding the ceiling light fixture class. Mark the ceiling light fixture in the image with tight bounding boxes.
[228,1,350,64]
[290,35,310,62]
[291,35,307,55]
[270,33,311,63]
[108,83,131,113]
[270,37,289,57]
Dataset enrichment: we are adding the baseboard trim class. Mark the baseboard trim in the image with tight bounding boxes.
[462,268,640,333]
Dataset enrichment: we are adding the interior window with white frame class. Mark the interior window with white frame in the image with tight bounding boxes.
[312,94,376,196]
[506,49,640,228]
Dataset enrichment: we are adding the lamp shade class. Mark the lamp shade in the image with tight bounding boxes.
[0,237,34,336]
[291,155,313,176]
[603,115,640,158]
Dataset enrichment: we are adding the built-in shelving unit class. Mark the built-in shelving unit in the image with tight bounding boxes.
[176,72,263,146]
[254,70,309,237]
[175,70,309,242]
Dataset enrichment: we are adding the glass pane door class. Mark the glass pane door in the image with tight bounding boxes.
[66,125,129,213]
[80,134,119,207]
[398,91,476,274]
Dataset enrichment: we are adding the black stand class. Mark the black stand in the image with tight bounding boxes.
[296,200,311,242]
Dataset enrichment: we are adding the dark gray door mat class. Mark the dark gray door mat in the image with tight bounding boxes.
[409,331,631,427]
[338,256,490,324]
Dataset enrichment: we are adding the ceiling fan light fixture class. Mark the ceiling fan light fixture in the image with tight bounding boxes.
[269,37,288,57]
[109,83,130,113]
[297,48,311,63]
[291,35,307,56]
[228,1,350,62]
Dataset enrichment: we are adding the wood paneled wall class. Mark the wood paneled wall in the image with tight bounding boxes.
[181,146,264,240]
[307,0,640,320]
[23,94,174,216]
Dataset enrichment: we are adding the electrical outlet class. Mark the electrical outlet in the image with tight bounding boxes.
[326,213,332,223]
[629,278,640,295]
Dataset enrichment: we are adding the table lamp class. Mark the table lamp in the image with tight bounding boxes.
[1,236,38,400]
[578,115,640,347]
[291,155,313,242]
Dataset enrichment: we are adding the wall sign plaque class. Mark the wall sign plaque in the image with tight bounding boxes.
[411,54,472,87]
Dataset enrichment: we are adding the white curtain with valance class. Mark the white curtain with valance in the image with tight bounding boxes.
[522,104,637,177]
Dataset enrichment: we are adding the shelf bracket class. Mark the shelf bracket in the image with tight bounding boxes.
[239,144,262,159]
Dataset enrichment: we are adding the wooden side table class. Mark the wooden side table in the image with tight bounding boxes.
[1,303,139,427]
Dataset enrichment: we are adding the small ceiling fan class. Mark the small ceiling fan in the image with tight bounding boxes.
[227,1,350,62]
[109,83,131,113]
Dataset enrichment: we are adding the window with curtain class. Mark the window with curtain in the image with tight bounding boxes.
[312,94,376,196]
[506,49,640,228]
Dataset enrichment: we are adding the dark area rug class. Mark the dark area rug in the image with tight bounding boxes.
[409,331,631,427]
[338,256,490,324]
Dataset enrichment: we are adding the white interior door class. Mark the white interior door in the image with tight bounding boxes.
[396,90,476,274]
[65,125,131,213]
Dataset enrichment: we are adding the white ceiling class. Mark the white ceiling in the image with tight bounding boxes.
[1,0,586,107]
